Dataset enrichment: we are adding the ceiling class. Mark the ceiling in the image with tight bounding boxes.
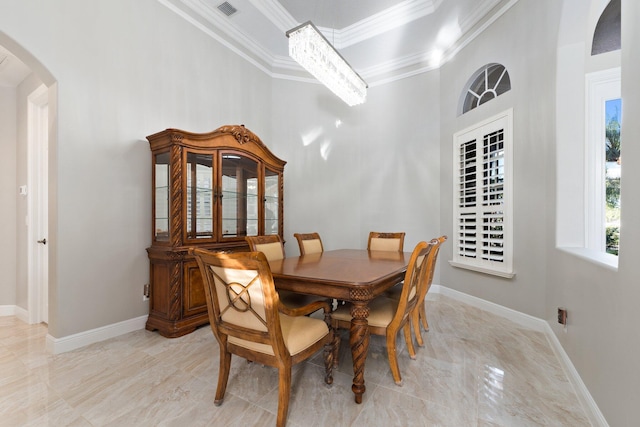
[164,0,514,85]
[0,0,515,88]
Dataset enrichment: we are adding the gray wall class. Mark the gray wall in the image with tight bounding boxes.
[0,85,17,305]
[439,0,558,320]
[14,73,46,310]
[271,72,441,257]
[0,0,273,337]
[2,0,640,424]
[547,0,640,425]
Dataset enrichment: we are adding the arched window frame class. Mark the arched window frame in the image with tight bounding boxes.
[459,63,511,115]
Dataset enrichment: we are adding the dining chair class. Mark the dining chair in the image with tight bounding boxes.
[384,235,447,346]
[191,249,335,427]
[293,232,324,255]
[293,232,339,309]
[412,235,446,344]
[245,235,286,262]
[367,231,405,252]
[331,240,435,385]
[245,235,320,308]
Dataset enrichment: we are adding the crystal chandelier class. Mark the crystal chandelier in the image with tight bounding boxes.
[286,21,367,106]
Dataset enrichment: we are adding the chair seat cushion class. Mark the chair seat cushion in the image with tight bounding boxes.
[229,314,328,356]
[332,297,398,328]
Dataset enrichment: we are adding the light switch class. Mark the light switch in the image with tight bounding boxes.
[19,185,27,196]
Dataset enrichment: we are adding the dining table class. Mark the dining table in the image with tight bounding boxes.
[269,249,411,404]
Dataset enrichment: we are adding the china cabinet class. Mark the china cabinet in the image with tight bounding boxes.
[145,125,285,337]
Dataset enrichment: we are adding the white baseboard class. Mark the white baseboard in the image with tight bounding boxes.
[0,305,29,323]
[14,305,29,323]
[0,305,16,317]
[46,315,148,354]
[0,305,15,316]
[542,322,609,427]
[429,284,608,427]
[429,284,547,331]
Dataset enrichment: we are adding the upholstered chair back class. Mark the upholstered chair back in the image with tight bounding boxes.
[294,232,324,255]
[245,235,285,261]
[367,231,406,252]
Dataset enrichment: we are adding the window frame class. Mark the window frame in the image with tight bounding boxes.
[585,67,621,254]
[450,108,515,278]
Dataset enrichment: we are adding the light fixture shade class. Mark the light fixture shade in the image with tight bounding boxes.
[287,21,367,106]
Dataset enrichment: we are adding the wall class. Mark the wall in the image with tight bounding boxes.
[0,0,272,337]
[358,73,442,252]
[270,79,364,255]
[0,85,17,306]
[439,0,559,319]
[2,0,637,422]
[13,73,45,311]
[548,0,640,425]
[271,71,442,257]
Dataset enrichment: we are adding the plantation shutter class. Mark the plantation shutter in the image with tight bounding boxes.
[452,110,513,277]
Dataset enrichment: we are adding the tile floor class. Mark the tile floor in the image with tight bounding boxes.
[1,295,591,426]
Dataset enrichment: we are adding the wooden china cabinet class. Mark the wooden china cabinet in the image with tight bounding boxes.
[145,125,286,337]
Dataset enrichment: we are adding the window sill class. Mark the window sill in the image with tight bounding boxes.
[448,261,516,279]
[557,247,618,271]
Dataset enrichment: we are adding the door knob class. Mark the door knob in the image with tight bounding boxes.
[37,238,47,245]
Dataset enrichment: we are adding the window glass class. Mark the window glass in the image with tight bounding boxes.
[585,68,620,256]
[591,0,621,55]
[605,98,621,255]
[461,64,511,114]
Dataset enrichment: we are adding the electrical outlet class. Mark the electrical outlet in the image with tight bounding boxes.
[557,307,567,326]
[143,284,150,302]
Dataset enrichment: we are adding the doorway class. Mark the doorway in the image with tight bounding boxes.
[27,84,48,324]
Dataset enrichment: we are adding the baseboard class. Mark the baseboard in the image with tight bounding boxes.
[542,323,609,427]
[0,305,29,323]
[0,305,15,316]
[46,315,148,354]
[14,306,29,323]
[429,284,547,332]
[429,284,608,427]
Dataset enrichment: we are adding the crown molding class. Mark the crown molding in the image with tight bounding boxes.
[248,0,297,34]
[336,0,441,49]
[160,0,522,86]
[159,0,276,74]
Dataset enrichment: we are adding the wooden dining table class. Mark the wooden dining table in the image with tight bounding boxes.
[269,249,411,404]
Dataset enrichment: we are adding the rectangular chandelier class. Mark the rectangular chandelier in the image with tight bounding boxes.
[286,21,367,106]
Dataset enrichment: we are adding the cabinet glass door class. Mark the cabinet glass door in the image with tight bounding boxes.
[264,167,280,235]
[154,152,170,241]
[221,154,258,238]
[186,152,214,240]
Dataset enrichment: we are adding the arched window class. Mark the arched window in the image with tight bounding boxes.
[460,63,511,115]
[591,0,620,56]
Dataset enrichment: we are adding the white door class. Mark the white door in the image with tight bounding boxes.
[27,84,48,324]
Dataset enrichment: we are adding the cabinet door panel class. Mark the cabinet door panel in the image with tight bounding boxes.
[186,152,215,241]
[150,262,170,315]
[221,153,258,238]
[153,152,171,242]
[183,261,208,317]
[264,167,280,235]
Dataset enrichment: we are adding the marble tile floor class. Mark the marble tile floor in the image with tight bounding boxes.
[1,294,592,426]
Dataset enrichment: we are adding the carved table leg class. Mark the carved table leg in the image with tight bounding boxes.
[349,301,370,404]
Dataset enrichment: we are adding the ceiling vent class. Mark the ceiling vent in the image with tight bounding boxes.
[217,2,237,17]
